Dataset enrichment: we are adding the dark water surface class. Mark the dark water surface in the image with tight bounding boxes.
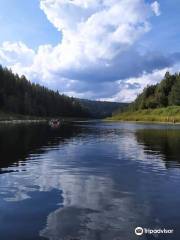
[0,121,180,240]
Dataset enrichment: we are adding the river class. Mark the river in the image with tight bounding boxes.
[0,121,180,240]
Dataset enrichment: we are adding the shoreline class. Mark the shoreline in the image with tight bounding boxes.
[107,106,180,125]
[0,119,47,124]
[105,119,180,125]
[0,117,93,124]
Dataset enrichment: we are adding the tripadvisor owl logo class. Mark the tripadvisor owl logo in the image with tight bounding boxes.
[135,227,144,236]
[134,226,174,236]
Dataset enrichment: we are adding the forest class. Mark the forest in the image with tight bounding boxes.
[0,65,126,119]
[129,72,180,111]
[0,65,89,118]
[111,72,180,122]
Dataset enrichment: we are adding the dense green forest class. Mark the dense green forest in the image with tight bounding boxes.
[79,99,127,118]
[0,65,89,118]
[111,72,180,122]
[0,65,127,119]
[129,72,180,111]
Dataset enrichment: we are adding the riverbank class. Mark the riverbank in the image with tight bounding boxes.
[0,113,46,124]
[108,106,180,123]
[0,112,45,122]
[0,112,91,124]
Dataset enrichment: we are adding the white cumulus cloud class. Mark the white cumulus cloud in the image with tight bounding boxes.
[0,0,165,101]
[0,41,35,66]
[151,1,161,16]
[39,0,151,62]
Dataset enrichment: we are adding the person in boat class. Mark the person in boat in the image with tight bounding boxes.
[49,119,61,128]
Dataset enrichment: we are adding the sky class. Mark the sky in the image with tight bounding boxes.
[0,0,180,102]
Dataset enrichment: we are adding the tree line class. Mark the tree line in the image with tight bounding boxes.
[129,72,180,111]
[0,65,89,117]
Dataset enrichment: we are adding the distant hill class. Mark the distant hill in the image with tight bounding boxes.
[78,99,128,118]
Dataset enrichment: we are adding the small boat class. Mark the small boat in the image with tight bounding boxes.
[49,119,61,128]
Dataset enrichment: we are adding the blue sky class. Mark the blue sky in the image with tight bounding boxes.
[141,0,180,53]
[0,0,60,49]
[0,0,180,102]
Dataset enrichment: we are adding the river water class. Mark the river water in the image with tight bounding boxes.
[0,121,180,240]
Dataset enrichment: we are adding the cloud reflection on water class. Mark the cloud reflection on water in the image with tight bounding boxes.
[1,123,180,240]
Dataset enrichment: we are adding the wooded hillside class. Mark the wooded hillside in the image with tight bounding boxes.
[79,99,128,118]
[129,72,180,111]
[0,65,89,118]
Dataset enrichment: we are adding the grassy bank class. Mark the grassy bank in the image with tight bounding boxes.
[108,106,180,123]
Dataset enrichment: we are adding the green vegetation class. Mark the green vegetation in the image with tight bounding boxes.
[0,65,128,120]
[129,72,180,111]
[110,106,180,123]
[0,65,89,119]
[110,72,180,123]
